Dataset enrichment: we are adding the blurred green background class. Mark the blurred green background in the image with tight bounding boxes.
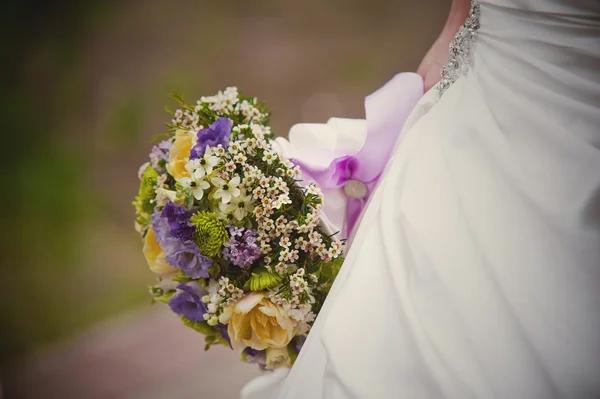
[0,0,447,381]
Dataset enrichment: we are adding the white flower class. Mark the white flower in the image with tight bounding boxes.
[198,146,220,174]
[229,190,255,221]
[294,237,308,250]
[242,175,255,189]
[250,124,266,140]
[273,177,286,191]
[275,262,287,273]
[215,145,226,157]
[260,242,272,254]
[297,280,308,293]
[315,243,327,255]
[137,162,150,180]
[262,150,277,165]
[234,153,247,164]
[252,187,266,199]
[155,187,182,207]
[273,194,292,209]
[305,183,322,197]
[179,176,210,200]
[261,197,273,208]
[225,161,236,172]
[279,248,299,263]
[228,141,242,154]
[212,175,241,204]
[308,231,322,244]
[187,148,219,179]
[329,240,343,257]
[259,176,270,188]
[263,219,275,231]
[292,165,302,178]
[156,174,168,190]
[244,138,258,152]
[276,216,288,228]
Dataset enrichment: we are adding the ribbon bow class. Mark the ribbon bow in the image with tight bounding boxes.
[296,73,424,238]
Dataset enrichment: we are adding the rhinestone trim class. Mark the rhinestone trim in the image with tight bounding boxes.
[438,0,481,97]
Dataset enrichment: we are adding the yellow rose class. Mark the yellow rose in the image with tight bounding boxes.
[220,292,297,353]
[167,130,193,180]
[265,347,292,370]
[142,227,173,275]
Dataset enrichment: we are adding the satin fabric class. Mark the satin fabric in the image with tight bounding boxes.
[242,1,600,397]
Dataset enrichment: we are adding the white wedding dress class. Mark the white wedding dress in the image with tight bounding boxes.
[242,0,600,397]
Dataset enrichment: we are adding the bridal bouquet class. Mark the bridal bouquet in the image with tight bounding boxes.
[134,87,344,370]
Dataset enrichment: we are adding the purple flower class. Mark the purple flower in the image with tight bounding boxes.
[169,283,207,322]
[294,335,306,353]
[151,206,212,279]
[151,207,171,245]
[216,323,231,347]
[161,202,195,242]
[165,239,211,279]
[222,227,261,268]
[243,347,267,369]
[190,117,232,159]
[149,140,173,173]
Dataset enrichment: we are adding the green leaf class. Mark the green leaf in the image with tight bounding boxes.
[207,261,220,277]
[185,194,194,210]
[173,269,193,283]
[321,257,344,279]
[152,132,174,142]
[173,276,192,283]
[244,268,283,291]
[152,291,175,304]
[180,316,215,336]
[287,343,299,365]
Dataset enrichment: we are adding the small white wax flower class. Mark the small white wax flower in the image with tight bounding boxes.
[228,141,241,154]
[215,145,226,157]
[263,219,275,231]
[234,153,247,164]
[262,150,277,165]
[225,161,236,172]
[275,262,287,273]
[252,187,265,199]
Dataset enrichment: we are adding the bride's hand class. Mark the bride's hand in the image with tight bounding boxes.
[417,36,451,92]
[417,0,471,92]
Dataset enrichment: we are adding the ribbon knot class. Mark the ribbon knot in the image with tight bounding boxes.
[296,73,424,238]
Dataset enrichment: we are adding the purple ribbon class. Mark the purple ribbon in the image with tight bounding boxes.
[296,73,424,237]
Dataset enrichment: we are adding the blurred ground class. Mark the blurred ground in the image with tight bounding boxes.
[1,0,447,397]
[7,306,261,399]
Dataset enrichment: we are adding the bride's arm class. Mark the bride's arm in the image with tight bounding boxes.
[417,0,471,92]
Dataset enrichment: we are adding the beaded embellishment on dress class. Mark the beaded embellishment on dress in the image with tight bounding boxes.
[438,0,481,97]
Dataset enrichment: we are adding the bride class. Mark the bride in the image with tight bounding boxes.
[242,0,600,397]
